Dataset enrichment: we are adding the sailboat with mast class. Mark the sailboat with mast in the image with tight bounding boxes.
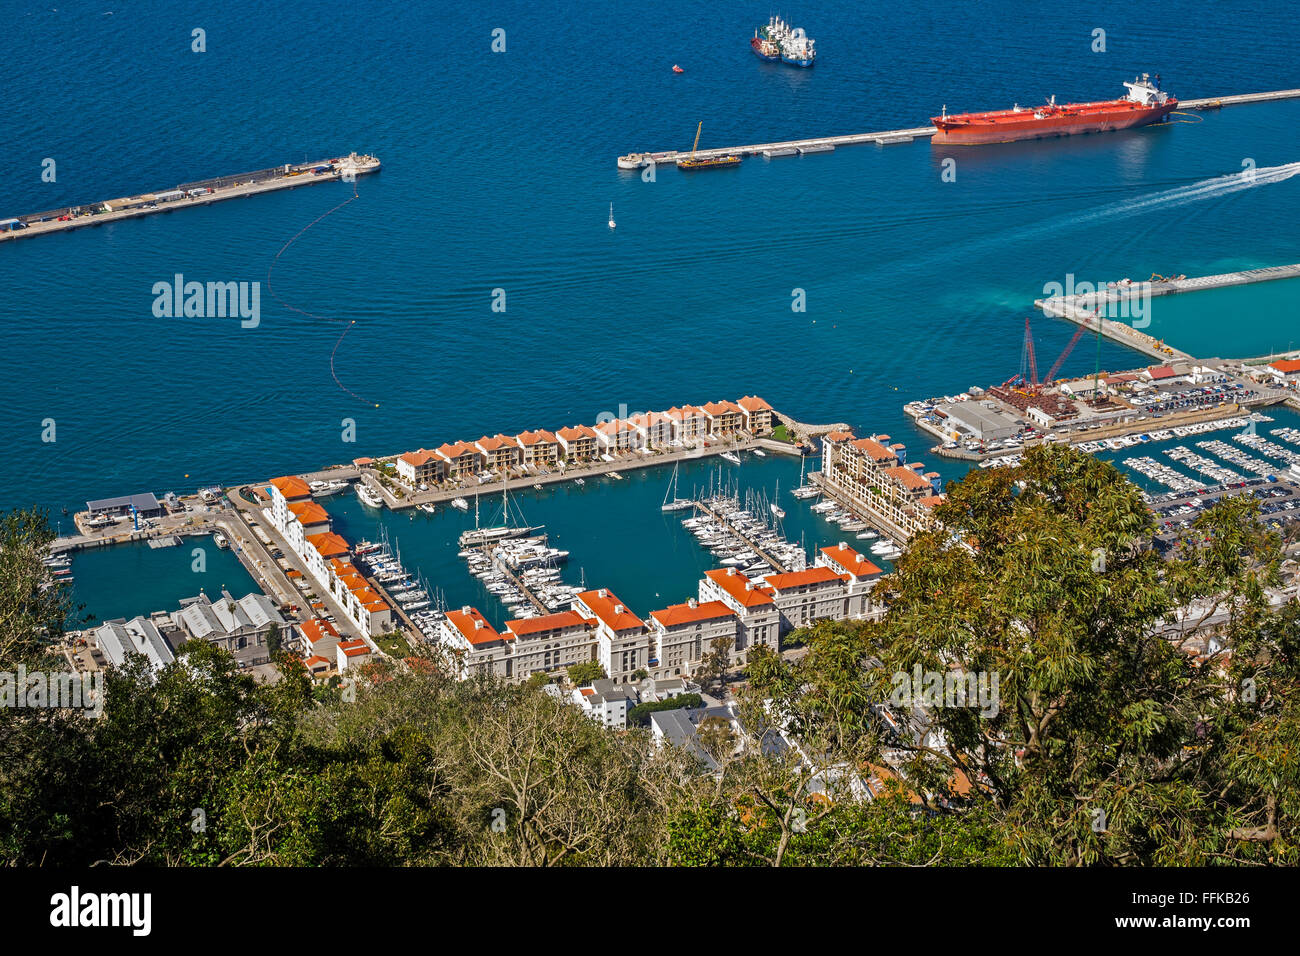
[790,452,819,499]
[661,461,694,512]
[458,474,544,547]
[770,481,785,519]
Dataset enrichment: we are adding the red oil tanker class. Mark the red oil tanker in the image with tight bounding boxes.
[931,74,1177,145]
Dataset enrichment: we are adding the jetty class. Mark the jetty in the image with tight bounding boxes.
[0,153,380,243]
[1036,262,1300,361]
[616,88,1300,168]
[692,498,794,574]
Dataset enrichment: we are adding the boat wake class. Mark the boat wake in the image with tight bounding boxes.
[1063,160,1300,228]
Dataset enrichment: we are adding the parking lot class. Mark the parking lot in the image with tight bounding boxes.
[1152,477,1300,549]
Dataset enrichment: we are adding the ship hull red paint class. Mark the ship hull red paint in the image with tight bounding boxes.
[750,37,781,61]
[931,99,1178,145]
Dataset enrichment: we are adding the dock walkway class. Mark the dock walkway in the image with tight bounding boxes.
[692,498,792,574]
[617,88,1300,167]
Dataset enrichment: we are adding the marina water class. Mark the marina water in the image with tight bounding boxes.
[3,1,1298,620]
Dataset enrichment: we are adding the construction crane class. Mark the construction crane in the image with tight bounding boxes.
[1002,316,1088,396]
[1042,322,1088,386]
[689,121,703,161]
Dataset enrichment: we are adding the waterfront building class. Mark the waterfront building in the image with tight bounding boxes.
[396,448,448,485]
[475,433,524,471]
[736,395,775,434]
[763,566,861,631]
[820,432,944,541]
[173,589,285,666]
[90,616,175,672]
[287,500,331,534]
[515,429,561,469]
[629,411,678,448]
[699,568,780,661]
[647,599,738,678]
[574,588,649,683]
[1266,358,1300,384]
[701,400,745,436]
[436,441,486,478]
[269,475,312,502]
[438,606,512,680]
[326,557,393,637]
[84,492,163,520]
[595,418,643,455]
[670,405,710,441]
[556,424,599,461]
[503,610,599,680]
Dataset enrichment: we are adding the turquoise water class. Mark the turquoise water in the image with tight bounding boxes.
[6,0,1300,622]
[1142,277,1300,358]
[69,537,257,627]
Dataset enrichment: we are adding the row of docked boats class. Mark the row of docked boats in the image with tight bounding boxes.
[807,498,899,560]
[685,487,808,576]
[355,533,437,617]
[460,534,578,619]
[41,552,74,587]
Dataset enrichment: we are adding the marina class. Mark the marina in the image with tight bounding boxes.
[615,88,1300,168]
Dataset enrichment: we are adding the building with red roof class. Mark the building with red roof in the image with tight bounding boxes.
[648,599,737,677]
[436,441,486,478]
[504,610,599,679]
[556,424,599,461]
[270,475,312,501]
[515,429,560,468]
[735,395,775,434]
[475,434,524,471]
[699,568,780,659]
[574,588,648,683]
[396,448,447,485]
[439,606,512,679]
[1267,358,1300,383]
[701,400,744,435]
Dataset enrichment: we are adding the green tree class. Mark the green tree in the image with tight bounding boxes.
[566,661,605,685]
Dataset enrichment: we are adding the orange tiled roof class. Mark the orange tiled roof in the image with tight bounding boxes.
[820,542,883,579]
[576,589,644,631]
[306,532,350,557]
[299,618,339,643]
[886,466,933,492]
[288,501,330,525]
[437,441,482,459]
[515,428,558,446]
[850,437,897,461]
[446,606,505,646]
[338,638,370,658]
[736,395,772,412]
[704,568,775,608]
[270,475,312,499]
[476,433,519,452]
[702,400,742,416]
[557,424,598,441]
[918,494,945,509]
[825,430,855,443]
[1270,359,1300,374]
[650,600,735,628]
[504,610,593,638]
[764,566,846,590]
[399,448,441,467]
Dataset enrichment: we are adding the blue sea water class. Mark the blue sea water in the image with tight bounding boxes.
[4,0,1299,620]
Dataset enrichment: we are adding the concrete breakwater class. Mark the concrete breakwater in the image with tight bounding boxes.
[1,153,380,243]
[617,88,1300,168]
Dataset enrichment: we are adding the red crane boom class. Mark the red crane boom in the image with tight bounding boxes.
[1042,322,1088,386]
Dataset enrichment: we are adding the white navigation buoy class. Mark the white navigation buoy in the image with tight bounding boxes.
[608,202,616,230]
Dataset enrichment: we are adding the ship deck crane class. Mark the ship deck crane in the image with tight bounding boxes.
[689,121,703,161]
